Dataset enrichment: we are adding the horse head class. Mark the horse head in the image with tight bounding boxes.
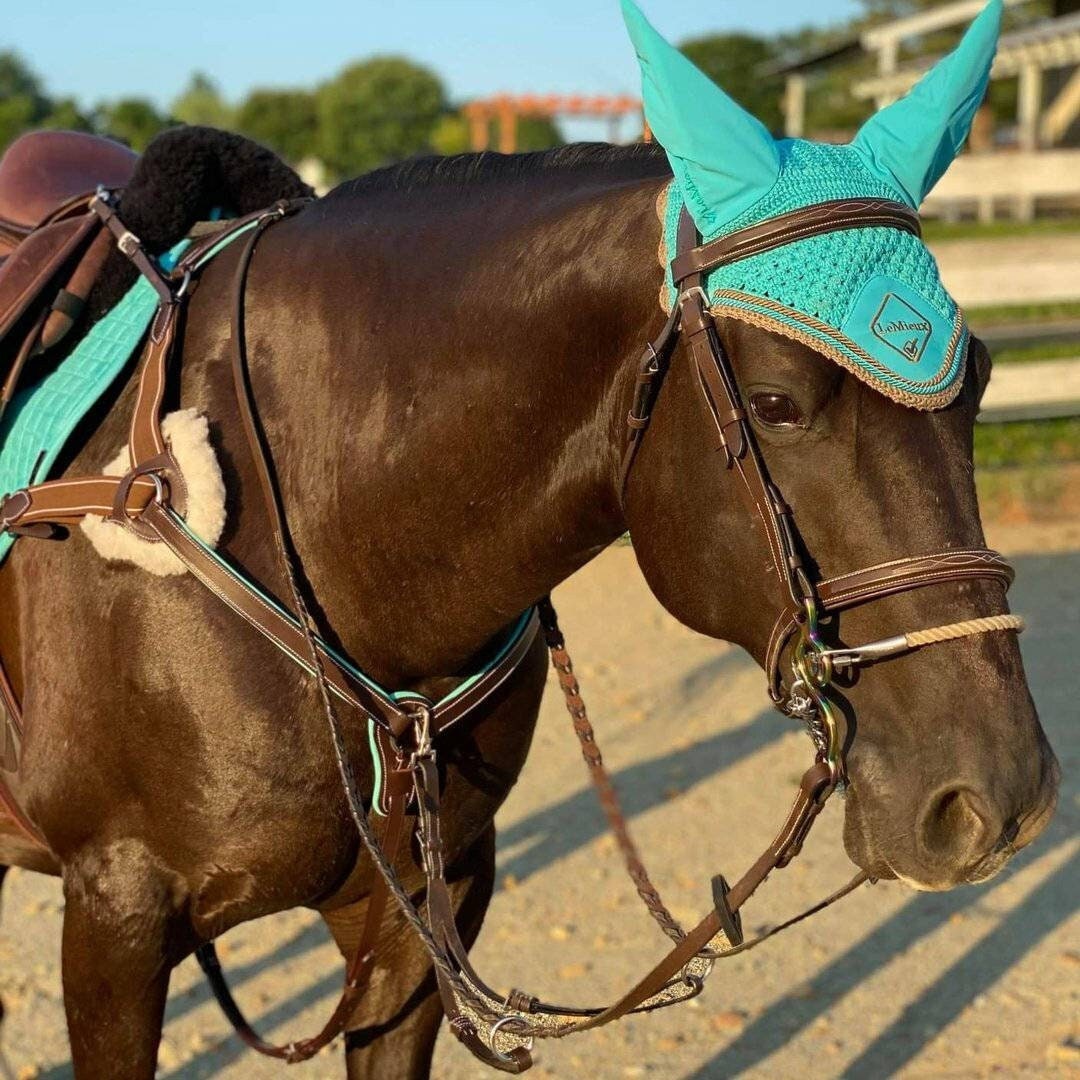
[620,0,1058,891]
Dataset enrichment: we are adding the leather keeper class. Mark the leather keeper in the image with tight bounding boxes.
[0,488,31,531]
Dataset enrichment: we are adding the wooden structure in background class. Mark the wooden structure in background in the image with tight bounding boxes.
[767,0,1080,219]
[462,94,645,153]
[854,3,1080,152]
[771,0,1080,153]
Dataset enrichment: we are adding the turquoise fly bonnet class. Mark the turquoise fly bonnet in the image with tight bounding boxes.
[623,0,1002,409]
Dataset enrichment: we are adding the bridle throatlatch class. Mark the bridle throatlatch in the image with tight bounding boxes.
[0,195,1025,1073]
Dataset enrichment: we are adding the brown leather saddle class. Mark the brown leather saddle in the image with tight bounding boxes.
[0,131,138,417]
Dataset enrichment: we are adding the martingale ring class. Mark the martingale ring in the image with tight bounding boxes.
[489,1016,534,1064]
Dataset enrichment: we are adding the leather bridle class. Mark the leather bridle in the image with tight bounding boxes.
[623,202,1019,783]
[0,191,1023,1072]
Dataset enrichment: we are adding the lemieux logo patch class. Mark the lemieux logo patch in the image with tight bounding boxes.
[871,293,933,363]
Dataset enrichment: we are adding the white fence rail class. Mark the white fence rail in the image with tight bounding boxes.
[921,149,1080,222]
[980,357,1080,422]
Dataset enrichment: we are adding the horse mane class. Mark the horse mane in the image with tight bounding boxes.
[327,141,671,199]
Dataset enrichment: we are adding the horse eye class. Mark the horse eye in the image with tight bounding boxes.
[750,391,803,428]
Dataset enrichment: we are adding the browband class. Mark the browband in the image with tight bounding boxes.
[669,197,921,284]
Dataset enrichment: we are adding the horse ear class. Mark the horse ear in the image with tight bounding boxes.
[621,0,779,234]
[852,0,1002,207]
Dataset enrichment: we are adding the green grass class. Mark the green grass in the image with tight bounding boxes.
[992,340,1080,365]
[975,465,1073,518]
[967,298,1080,327]
[974,417,1080,469]
[923,216,1080,243]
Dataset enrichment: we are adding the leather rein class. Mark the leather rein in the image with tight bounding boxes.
[0,192,1022,1072]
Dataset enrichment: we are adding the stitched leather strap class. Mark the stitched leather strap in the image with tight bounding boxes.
[673,208,809,612]
[140,502,540,740]
[764,548,1016,698]
[669,197,921,284]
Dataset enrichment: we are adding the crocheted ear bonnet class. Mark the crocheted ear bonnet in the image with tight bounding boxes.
[623,0,1003,409]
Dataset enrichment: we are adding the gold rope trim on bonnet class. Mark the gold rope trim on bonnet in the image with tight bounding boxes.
[708,293,968,411]
[652,183,967,410]
[710,289,966,393]
[656,182,673,315]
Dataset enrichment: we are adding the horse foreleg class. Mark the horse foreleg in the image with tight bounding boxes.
[60,843,179,1079]
[327,824,496,1080]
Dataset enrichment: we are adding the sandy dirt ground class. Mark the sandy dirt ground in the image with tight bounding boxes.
[0,518,1076,1080]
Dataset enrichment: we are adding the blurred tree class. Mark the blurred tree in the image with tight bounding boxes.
[0,95,38,152]
[858,0,1051,23]
[171,73,232,129]
[0,51,45,101]
[40,98,93,132]
[95,99,172,151]
[514,116,563,151]
[236,89,317,162]
[431,112,470,155]
[0,52,50,149]
[316,57,445,178]
[679,34,783,133]
[432,111,563,155]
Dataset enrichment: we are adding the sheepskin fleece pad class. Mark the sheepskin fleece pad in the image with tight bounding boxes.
[81,409,226,576]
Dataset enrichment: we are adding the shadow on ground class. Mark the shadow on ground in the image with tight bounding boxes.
[34,547,1080,1078]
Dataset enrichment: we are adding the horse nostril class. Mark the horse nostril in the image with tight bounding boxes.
[918,786,996,866]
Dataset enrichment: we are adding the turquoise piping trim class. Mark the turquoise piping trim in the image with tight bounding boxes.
[174,512,532,708]
[190,218,261,269]
[367,720,384,814]
[168,514,534,816]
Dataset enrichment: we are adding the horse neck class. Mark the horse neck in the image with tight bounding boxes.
[258,168,670,682]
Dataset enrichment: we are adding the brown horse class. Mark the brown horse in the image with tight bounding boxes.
[0,142,1059,1077]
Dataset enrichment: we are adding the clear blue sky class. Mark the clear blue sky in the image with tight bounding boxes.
[8,1,860,135]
